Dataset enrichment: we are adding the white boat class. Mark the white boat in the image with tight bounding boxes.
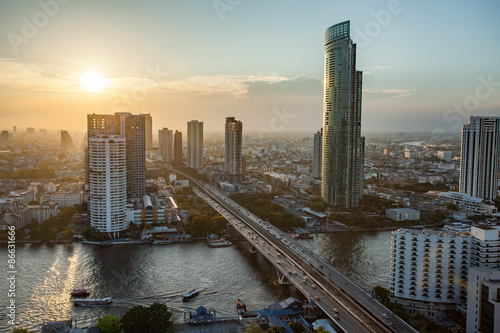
[72,297,112,306]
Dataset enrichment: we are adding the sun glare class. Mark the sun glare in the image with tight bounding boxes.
[80,70,107,92]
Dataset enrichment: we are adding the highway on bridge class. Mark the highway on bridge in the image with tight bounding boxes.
[167,167,417,333]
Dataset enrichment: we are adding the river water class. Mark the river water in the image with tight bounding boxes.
[0,230,392,332]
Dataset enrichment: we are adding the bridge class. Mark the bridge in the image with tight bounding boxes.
[167,167,417,333]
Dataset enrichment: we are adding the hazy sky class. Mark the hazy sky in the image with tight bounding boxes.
[1,0,499,136]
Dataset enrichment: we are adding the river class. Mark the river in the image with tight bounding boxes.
[0,230,392,332]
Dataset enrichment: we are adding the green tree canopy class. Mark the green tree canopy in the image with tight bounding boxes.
[245,323,263,333]
[121,302,173,333]
[96,315,121,333]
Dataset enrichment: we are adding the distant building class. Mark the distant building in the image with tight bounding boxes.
[404,147,419,159]
[61,130,74,150]
[437,151,452,163]
[39,129,47,135]
[187,120,203,168]
[385,208,420,221]
[50,192,83,209]
[1,130,9,143]
[313,129,322,179]
[321,21,364,208]
[8,189,36,204]
[144,113,153,150]
[438,191,498,216]
[29,201,59,223]
[158,128,173,163]
[459,116,500,200]
[466,266,500,333]
[224,117,243,183]
[26,127,35,135]
[174,130,182,164]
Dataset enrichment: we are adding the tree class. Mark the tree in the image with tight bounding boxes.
[315,327,329,333]
[288,321,305,333]
[373,285,390,303]
[443,202,458,211]
[266,327,286,333]
[96,315,121,333]
[63,227,75,240]
[11,329,36,333]
[245,323,263,333]
[121,302,173,333]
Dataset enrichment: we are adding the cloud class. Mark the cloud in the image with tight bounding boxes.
[0,58,80,92]
[0,58,296,97]
[363,88,416,99]
[159,74,293,97]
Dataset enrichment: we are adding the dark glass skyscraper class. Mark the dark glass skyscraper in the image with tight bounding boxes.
[321,21,364,208]
[174,130,182,165]
[224,117,243,183]
[187,120,203,168]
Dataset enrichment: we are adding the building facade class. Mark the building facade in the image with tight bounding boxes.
[321,21,364,208]
[87,112,146,200]
[466,266,500,333]
[187,120,203,168]
[390,228,471,317]
[438,191,498,216]
[174,130,182,164]
[144,113,153,150]
[158,128,173,163]
[61,130,74,150]
[88,135,127,236]
[385,208,420,221]
[459,116,500,201]
[313,129,322,179]
[224,117,243,183]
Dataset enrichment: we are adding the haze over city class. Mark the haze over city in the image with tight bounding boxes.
[1,0,499,134]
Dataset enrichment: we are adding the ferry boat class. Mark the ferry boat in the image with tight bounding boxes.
[208,240,232,248]
[71,289,90,297]
[182,289,200,302]
[72,297,112,306]
[151,239,173,245]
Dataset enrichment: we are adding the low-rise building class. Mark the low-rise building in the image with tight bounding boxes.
[438,191,498,216]
[29,201,59,223]
[385,208,420,221]
[50,192,83,209]
[126,195,180,226]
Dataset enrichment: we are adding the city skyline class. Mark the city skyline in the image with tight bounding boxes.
[1,1,499,134]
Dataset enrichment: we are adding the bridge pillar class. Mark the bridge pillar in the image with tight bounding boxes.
[304,297,317,321]
[276,269,289,285]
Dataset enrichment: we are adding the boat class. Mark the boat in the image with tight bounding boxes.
[182,289,200,301]
[71,289,89,297]
[236,298,247,315]
[208,240,232,248]
[151,239,172,245]
[72,297,112,306]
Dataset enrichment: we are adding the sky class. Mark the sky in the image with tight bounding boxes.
[0,0,499,136]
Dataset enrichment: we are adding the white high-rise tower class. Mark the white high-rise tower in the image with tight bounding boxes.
[459,116,500,200]
[88,135,127,237]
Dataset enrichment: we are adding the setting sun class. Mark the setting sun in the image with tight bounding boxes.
[80,70,108,92]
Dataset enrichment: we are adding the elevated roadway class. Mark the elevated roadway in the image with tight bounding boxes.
[167,167,417,333]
